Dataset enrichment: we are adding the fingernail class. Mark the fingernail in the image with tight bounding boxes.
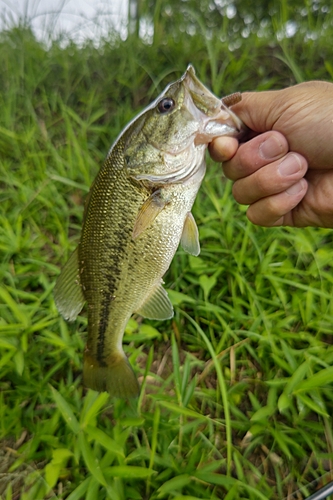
[259,136,284,159]
[286,179,306,195]
[278,154,302,177]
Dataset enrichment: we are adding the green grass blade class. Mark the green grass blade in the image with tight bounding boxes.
[49,385,80,434]
[181,311,232,475]
[78,432,107,487]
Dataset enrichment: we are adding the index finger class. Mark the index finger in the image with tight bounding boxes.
[209,136,239,163]
[223,131,289,181]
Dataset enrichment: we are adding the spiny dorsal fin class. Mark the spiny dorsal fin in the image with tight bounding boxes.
[136,282,174,320]
[53,247,85,322]
[132,190,166,239]
[181,212,200,256]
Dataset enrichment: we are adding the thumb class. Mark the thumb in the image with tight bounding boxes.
[228,89,285,134]
[229,82,333,170]
[230,81,333,133]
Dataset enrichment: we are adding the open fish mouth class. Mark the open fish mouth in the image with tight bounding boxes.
[193,107,244,146]
[183,65,246,145]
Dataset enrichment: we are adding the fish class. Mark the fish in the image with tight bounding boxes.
[54,65,245,398]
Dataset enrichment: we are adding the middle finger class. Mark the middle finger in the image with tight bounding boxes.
[232,152,307,205]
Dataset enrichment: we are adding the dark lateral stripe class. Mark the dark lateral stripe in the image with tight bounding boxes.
[96,217,131,365]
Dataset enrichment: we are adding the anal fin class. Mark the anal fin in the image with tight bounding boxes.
[181,212,200,256]
[53,247,85,322]
[136,282,174,320]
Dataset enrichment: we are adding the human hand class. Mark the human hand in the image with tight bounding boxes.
[209,81,333,227]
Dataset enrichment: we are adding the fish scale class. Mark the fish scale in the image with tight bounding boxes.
[54,65,245,398]
[80,143,146,355]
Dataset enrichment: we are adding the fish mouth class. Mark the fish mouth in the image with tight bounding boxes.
[183,65,246,144]
[193,105,245,146]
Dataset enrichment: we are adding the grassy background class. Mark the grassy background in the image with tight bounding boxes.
[1,2,333,499]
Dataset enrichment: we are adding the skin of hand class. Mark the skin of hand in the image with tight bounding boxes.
[209,81,333,227]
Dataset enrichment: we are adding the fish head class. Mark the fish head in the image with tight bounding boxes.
[121,65,245,185]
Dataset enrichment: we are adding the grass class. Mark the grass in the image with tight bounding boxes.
[1,3,333,499]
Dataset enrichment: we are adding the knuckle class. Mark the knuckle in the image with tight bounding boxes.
[254,171,270,195]
[246,206,262,226]
[222,160,233,180]
[237,143,254,170]
[232,180,247,204]
[247,196,283,226]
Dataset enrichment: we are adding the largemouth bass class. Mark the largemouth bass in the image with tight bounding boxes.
[54,65,244,398]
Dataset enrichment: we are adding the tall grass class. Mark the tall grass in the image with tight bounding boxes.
[0,4,333,499]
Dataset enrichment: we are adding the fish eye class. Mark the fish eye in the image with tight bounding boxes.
[157,98,175,113]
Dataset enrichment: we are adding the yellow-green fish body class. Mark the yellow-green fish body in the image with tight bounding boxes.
[54,65,244,398]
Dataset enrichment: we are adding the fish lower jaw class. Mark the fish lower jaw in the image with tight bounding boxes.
[194,123,241,145]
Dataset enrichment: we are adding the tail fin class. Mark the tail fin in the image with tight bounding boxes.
[83,351,140,398]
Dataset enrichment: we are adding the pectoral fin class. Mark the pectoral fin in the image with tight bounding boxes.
[132,190,166,239]
[53,247,85,322]
[181,212,200,256]
[136,282,174,320]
